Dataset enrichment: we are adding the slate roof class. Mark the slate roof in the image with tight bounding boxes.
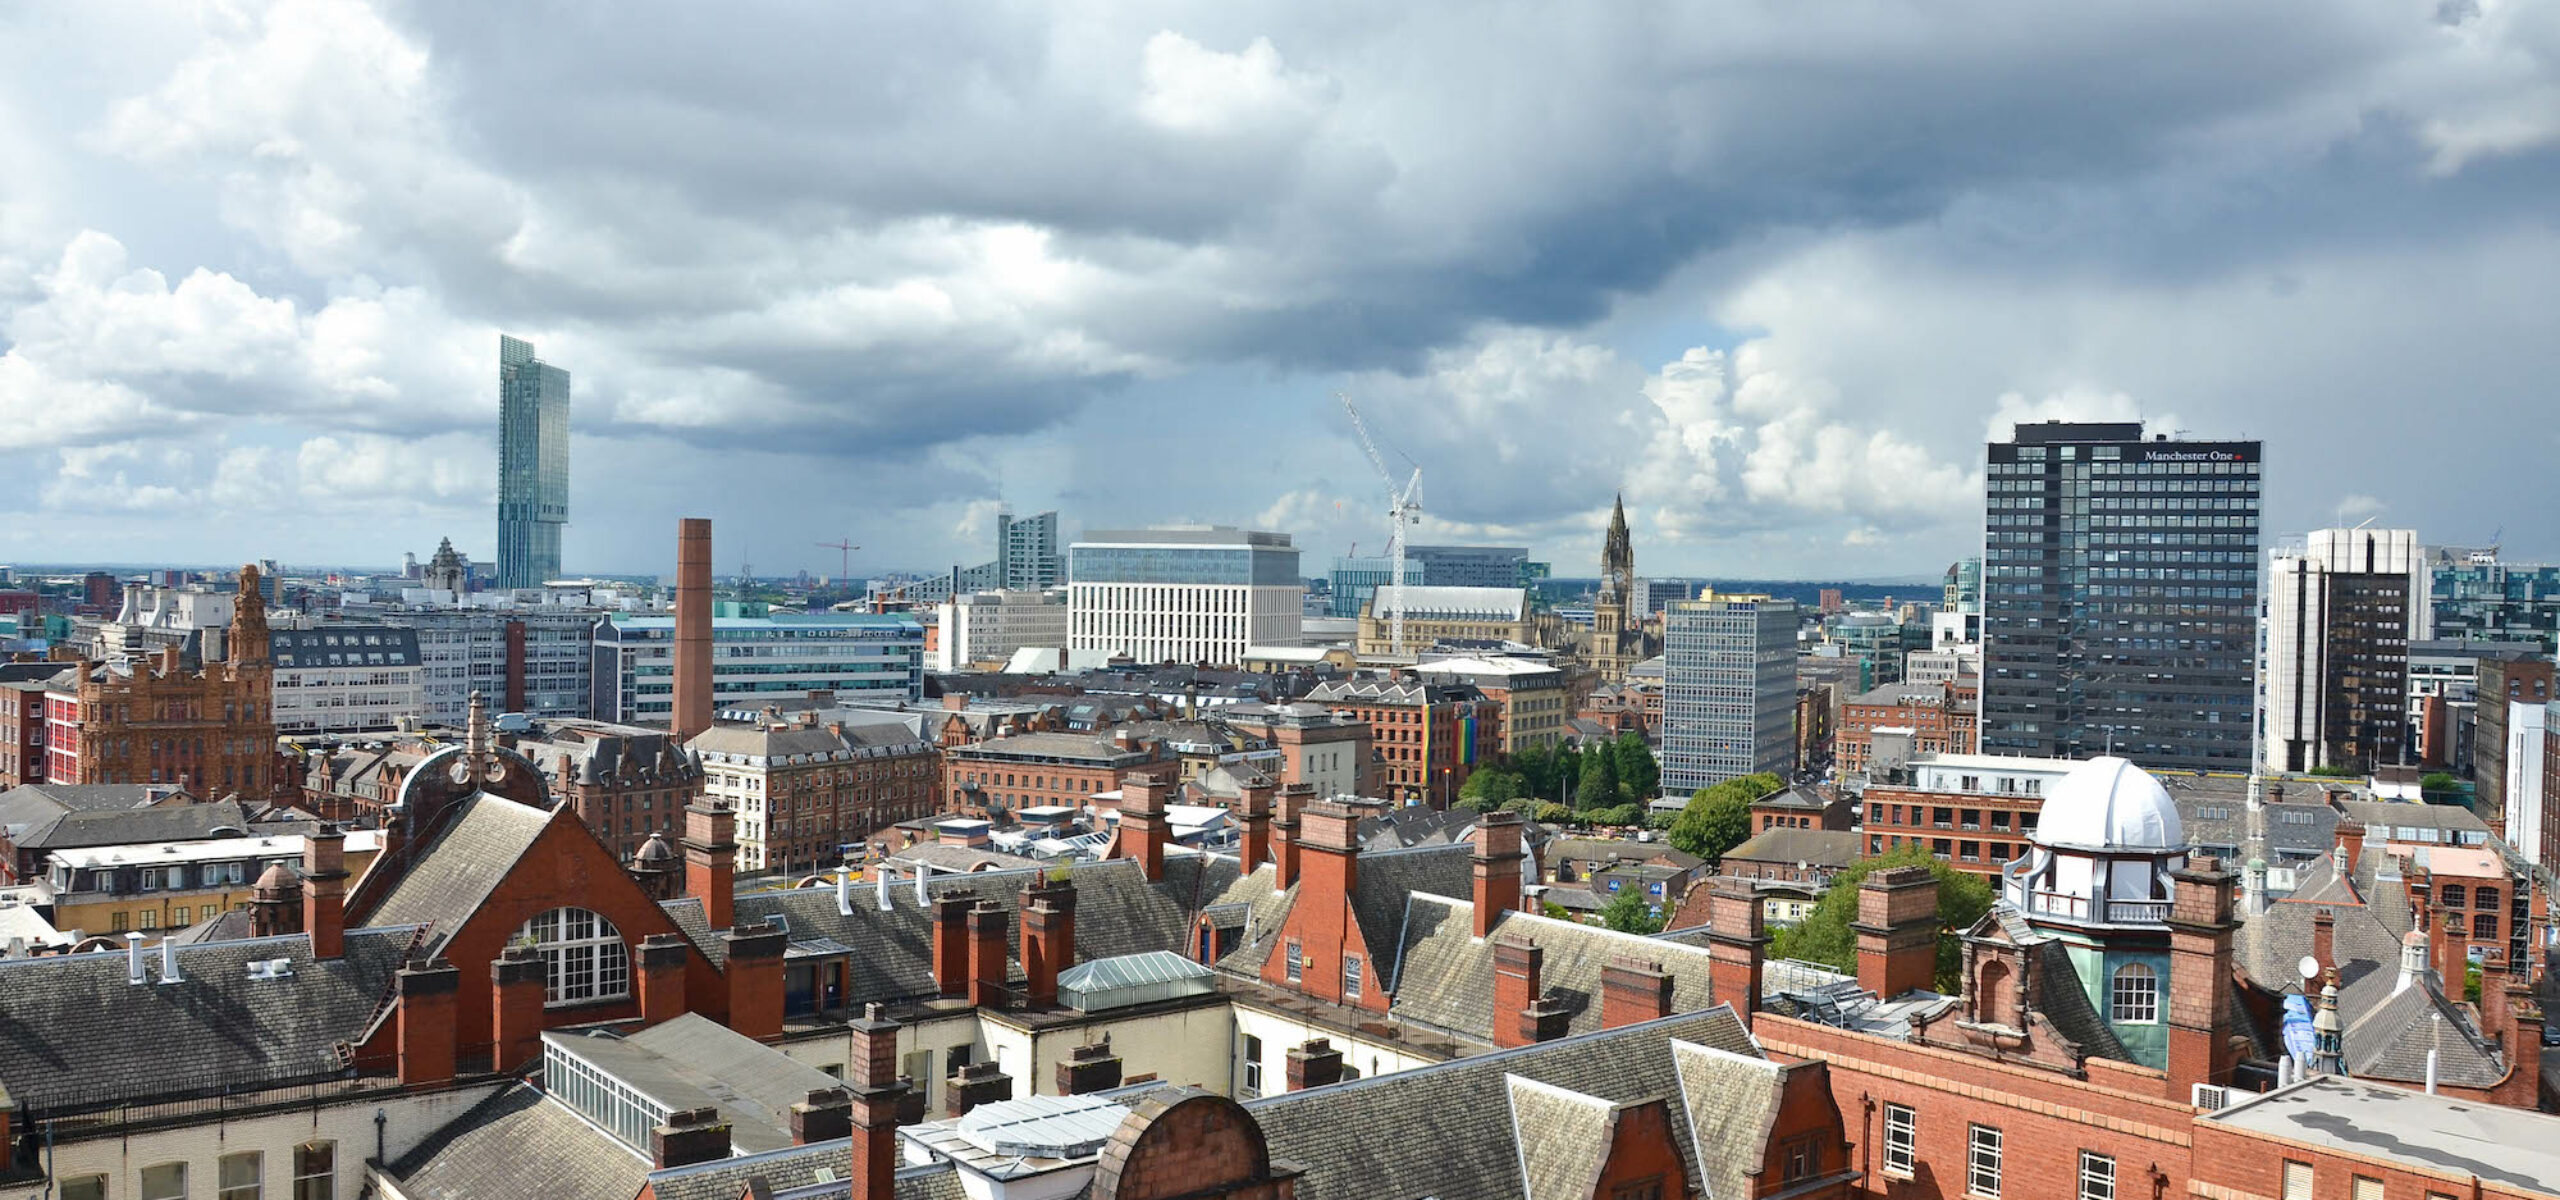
[1388,898,1719,1043]
[358,792,556,948]
[0,784,185,823]
[727,854,1242,1008]
[1673,1040,1787,1200]
[1245,1008,1755,1200]
[648,1147,966,1200]
[1505,1076,1615,1200]
[1349,844,1478,970]
[386,1083,644,1200]
[565,1015,847,1154]
[1721,827,1862,871]
[8,799,250,853]
[0,926,412,1114]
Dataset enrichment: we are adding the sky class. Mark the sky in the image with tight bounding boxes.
[2,2,2556,581]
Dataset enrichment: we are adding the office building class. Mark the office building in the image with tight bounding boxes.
[41,569,277,797]
[1633,577,1710,616]
[268,625,426,735]
[1661,591,1798,794]
[1067,526,1301,665]
[391,607,597,724]
[2427,546,2560,650]
[2474,651,2553,841]
[1325,544,1531,618]
[1411,655,1569,753]
[1355,586,1532,657]
[1302,677,1501,808]
[495,334,570,589]
[1980,421,2262,771]
[591,612,925,726]
[935,589,1070,671]
[956,508,1069,593]
[691,712,937,874]
[1942,556,1981,613]
[2263,528,2422,773]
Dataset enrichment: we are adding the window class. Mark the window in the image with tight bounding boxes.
[2281,1162,2313,1200]
[143,1163,187,1200]
[220,1151,262,1200]
[1241,1034,1264,1096]
[518,907,630,1005]
[2079,1152,2115,1200]
[2111,963,2159,1023]
[2474,912,2499,940]
[1284,940,1303,983]
[2440,884,2466,908]
[292,1140,334,1200]
[1967,1125,2002,1198]
[1782,1135,1819,1181]
[61,1176,107,1200]
[1882,1103,1916,1177]
[2352,1178,2383,1200]
[1342,955,1363,1000]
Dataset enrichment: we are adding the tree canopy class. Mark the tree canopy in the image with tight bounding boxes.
[1666,772,1783,859]
[1576,748,1621,810]
[1611,733,1661,802]
[1768,844,1994,993]
[1599,887,1664,935]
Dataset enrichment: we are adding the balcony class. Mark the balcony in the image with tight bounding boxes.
[2105,900,2171,924]
[2019,890,2170,927]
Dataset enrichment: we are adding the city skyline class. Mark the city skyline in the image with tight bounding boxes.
[3,5,2557,579]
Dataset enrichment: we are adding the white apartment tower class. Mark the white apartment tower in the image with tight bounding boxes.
[1068,527,1302,666]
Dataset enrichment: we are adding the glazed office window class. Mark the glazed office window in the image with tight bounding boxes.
[520,907,631,1005]
[2110,963,2159,1024]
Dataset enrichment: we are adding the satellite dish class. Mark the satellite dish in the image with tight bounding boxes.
[2297,956,2321,981]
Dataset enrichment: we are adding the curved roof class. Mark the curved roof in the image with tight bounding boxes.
[2033,756,2182,851]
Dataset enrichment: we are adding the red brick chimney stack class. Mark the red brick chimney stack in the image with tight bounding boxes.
[672,518,715,742]
[396,957,460,1088]
[932,889,975,997]
[1853,866,1939,1000]
[968,900,1010,1009]
[1121,769,1173,882]
[637,933,689,1025]
[2311,909,2336,978]
[2166,856,2241,1098]
[1238,776,1275,870]
[302,824,348,961]
[651,1107,731,1170]
[723,920,788,1041]
[490,945,545,1071]
[1705,875,1768,1027]
[1599,956,1674,1029]
[1492,936,1573,1048]
[1470,810,1526,938]
[789,1089,854,1146]
[1020,877,1076,1009]
[683,801,738,931]
[1298,799,1362,901]
[1273,782,1312,888]
[846,1005,910,1200]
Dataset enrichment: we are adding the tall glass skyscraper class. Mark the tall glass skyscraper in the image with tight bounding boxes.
[1661,592,1799,794]
[496,334,570,589]
[1979,421,2262,771]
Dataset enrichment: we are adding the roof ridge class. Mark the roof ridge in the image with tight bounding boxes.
[1246,1004,1749,1109]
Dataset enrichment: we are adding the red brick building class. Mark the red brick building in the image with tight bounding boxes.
[1836,678,1977,777]
[1304,677,1500,809]
[39,568,278,799]
[944,727,1174,817]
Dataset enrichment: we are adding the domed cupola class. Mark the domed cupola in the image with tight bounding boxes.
[2001,756,2188,927]
[2031,756,2183,853]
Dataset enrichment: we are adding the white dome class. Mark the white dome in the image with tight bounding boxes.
[2032,757,2182,851]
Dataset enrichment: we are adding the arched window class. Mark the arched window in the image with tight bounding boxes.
[2110,962,2158,1024]
[519,908,629,1006]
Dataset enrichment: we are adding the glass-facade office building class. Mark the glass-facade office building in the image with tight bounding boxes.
[2428,552,2560,650]
[496,335,570,589]
[591,613,924,725]
[1327,545,1532,618]
[1980,422,2262,771]
[1662,593,1799,794]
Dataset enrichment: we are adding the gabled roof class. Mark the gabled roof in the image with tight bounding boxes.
[1388,898,1718,1043]
[1721,827,1861,870]
[0,926,412,1115]
[1245,1008,1755,1200]
[558,1015,846,1155]
[9,799,250,853]
[358,792,556,947]
[386,1083,644,1200]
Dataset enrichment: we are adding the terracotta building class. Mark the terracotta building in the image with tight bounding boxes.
[690,711,938,875]
[1836,677,1977,777]
[39,567,278,799]
[1303,677,1500,809]
[944,727,1174,818]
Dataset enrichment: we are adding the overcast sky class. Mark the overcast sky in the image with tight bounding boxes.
[3,2,2556,581]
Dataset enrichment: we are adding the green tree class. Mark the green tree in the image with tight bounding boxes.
[1612,732,1661,802]
[1576,748,1621,811]
[1665,772,1783,859]
[1533,801,1573,824]
[1458,767,1524,812]
[1769,844,1994,993]
[1599,887,1664,934]
[1516,744,1562,800]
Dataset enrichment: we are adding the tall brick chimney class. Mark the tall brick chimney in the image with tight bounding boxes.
[397,957,460,1088]
[1238,776,1274,871]
[2311,909,2336,978]
[638,933,689,1025]
[490,945,545,1072]
[847,1006,910,1200]
[683,801,738,931]
[1121,768,1173,882]
[1853,866,1939,1000]
[2166,856,2241,1097]
[932,889,976,998]
[967,900,1011,1009]
[1470,810,1526,938]
[1705,875,1768,1027]
[672,517,714,742]
[1492,936,1569,1047]
[1273,782,1313,888]
[723,921,787,1041]
[302,824,348,960]
[1020,877,1076,1009]
[1298,799,1362,902]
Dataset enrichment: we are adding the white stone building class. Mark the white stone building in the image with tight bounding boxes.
[935,588,1070,672]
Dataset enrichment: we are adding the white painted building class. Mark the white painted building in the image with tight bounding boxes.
[2263,528,2422,773]
[936,589,1070,672]
[268,625,426,734]
[2507,700,2547,868]
[1067,527,1302,666]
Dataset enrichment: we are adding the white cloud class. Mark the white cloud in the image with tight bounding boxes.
[1136,33,1329,135]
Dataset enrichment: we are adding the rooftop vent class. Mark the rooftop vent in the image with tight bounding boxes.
[245,958,296,980]
[954,1094,1126,1160]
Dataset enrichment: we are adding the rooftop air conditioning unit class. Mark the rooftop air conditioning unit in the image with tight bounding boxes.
[2191,1083,2232,1111]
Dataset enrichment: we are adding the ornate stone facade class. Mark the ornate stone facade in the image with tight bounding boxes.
[50,566,279,799]
[1588,495,1647,683]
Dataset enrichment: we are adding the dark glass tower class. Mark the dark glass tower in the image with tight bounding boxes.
[1979,421,2262,771]
[496,334,570,589]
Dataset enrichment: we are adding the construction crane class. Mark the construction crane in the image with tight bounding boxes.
[815,538,859,581]
[1338,393,1423,657]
